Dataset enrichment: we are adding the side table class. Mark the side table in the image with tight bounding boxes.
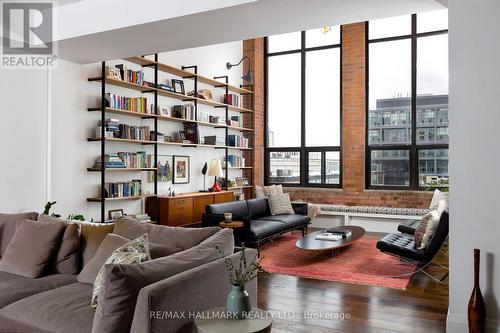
[219,221,244,229]
[194,306,272,333]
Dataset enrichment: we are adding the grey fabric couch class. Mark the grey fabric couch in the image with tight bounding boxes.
[0,212,257,333]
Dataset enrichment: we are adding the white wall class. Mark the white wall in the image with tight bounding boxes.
[448,0,500,331]
[0,41,243,220]
[0,69,48,213]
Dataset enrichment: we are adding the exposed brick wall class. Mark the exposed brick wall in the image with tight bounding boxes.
[246,24,432,208]
[243,38,265,193]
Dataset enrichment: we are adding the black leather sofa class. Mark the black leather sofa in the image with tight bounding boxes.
[202,198,311,249]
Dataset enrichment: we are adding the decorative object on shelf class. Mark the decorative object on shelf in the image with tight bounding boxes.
[468,248,486,333]
[226,56,253,83]
[67,214,88,222]
[108,209,124,220]
[224,212,232,223]
[235,177,249,186]
[200,162,209,192]
[173,156,190,184]
[208,159,223,192]
[198,88,213,101]
[220,245,264,319]
[42,201,59,217]
[159,107,170,116]
[105,66,122,80]
[171,79,185,94]
[148,155,172,183]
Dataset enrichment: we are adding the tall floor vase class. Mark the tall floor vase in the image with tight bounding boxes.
[468,248,486,333]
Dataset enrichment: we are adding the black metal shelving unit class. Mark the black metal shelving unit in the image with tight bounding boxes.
[88,54,254,222]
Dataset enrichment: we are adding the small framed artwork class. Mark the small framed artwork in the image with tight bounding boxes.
[148,155,173,183]
[173,155,190,184]
[160,107,170,117]
[171,79,185,95]
[108,209,124,220]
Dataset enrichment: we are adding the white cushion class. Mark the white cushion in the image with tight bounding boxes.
[429,189,449,210]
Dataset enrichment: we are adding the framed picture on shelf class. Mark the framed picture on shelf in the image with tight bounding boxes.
[108,209,124,220]
[173,156,190,184]
[171,79,185,95]
[159,107,170,117]
[148,155,173,183]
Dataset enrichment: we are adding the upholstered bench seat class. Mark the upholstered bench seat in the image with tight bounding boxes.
[319,204,429,217]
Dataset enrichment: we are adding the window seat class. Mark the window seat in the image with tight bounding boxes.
[319,204,428,218]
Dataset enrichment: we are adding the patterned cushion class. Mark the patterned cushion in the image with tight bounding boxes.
[319,204,429,216]
[262,185,283,197]
[414,212,433,249]
[91,233,150,307]
[268,193,295,215]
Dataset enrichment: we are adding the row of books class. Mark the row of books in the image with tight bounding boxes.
[105,93,150,114]
[96,119,151,141]
[115,64,145,85]
[93,152,150,169]
[226,155,246,168]
[223,94,243,108]
[227,134,249,148]
[93,154,125,168]
[172,104,195,120]
[104,180,142,198]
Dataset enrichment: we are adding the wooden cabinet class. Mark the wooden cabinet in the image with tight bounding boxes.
[146,191,233,227]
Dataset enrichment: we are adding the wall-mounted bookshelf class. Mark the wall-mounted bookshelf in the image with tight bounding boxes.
[87,54,254,222]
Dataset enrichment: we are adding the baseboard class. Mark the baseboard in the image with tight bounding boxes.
[447,311,500,333]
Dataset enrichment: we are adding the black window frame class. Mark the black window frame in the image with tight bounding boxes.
[365,14,449,190]
[264,29,343,188]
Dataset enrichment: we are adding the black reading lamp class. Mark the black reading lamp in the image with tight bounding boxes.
[226,56,253,83]
[199,162,208,192]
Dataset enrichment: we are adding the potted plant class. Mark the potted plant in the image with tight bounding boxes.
[220,244,264,319]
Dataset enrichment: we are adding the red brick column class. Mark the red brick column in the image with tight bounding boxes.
[243,38,265,190]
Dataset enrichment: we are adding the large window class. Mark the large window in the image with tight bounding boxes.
[265,27,341,187]
[367,10,449,189]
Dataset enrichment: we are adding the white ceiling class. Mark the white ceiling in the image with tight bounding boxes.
[54,0,446,63]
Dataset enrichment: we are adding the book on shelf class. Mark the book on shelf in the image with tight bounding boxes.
[171,104,195,120]
[115,64,144,85]
[227,115,242,127]
[104,180,142,198]
[157,83,174,92]
[203,135,225,146]
[227,134,249,148]
[93,154,125,169]
[223,94,242,108]
[315,233,342,241]
[104,93,150,114]
[226,155,245,168]
[128,213,151,223]
[183,123,200,144]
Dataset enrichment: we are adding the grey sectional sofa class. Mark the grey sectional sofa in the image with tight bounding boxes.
[0,212,257,333]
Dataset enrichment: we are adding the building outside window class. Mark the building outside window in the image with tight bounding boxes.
[266,26,341,187]
[367,9,449,189]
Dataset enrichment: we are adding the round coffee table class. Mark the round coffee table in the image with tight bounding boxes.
[296,226,365,255]
[194,307,272,333]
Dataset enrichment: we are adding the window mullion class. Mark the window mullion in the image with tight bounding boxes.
[300,30,306,186]
[410,14,418,189]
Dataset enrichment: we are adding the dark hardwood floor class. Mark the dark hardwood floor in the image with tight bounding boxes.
[257,234,449,333]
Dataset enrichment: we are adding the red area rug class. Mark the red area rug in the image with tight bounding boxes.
[260,233,414,289]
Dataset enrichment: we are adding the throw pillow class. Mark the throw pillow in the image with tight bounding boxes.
[262,184,283,197]
[113,216,220,250]
[268,193,295,215]
[255,185,266,198]
[414,210,440,249]
[0,212,39,256]
[91,233,151,308]
[429,189,449,210]
[79,223,115,269]
[92,228,234,333]
[78,233,130,284]
[38,214,81,275]
[0,219,65,278]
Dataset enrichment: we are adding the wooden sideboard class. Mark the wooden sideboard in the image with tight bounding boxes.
[146,191,233,227]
